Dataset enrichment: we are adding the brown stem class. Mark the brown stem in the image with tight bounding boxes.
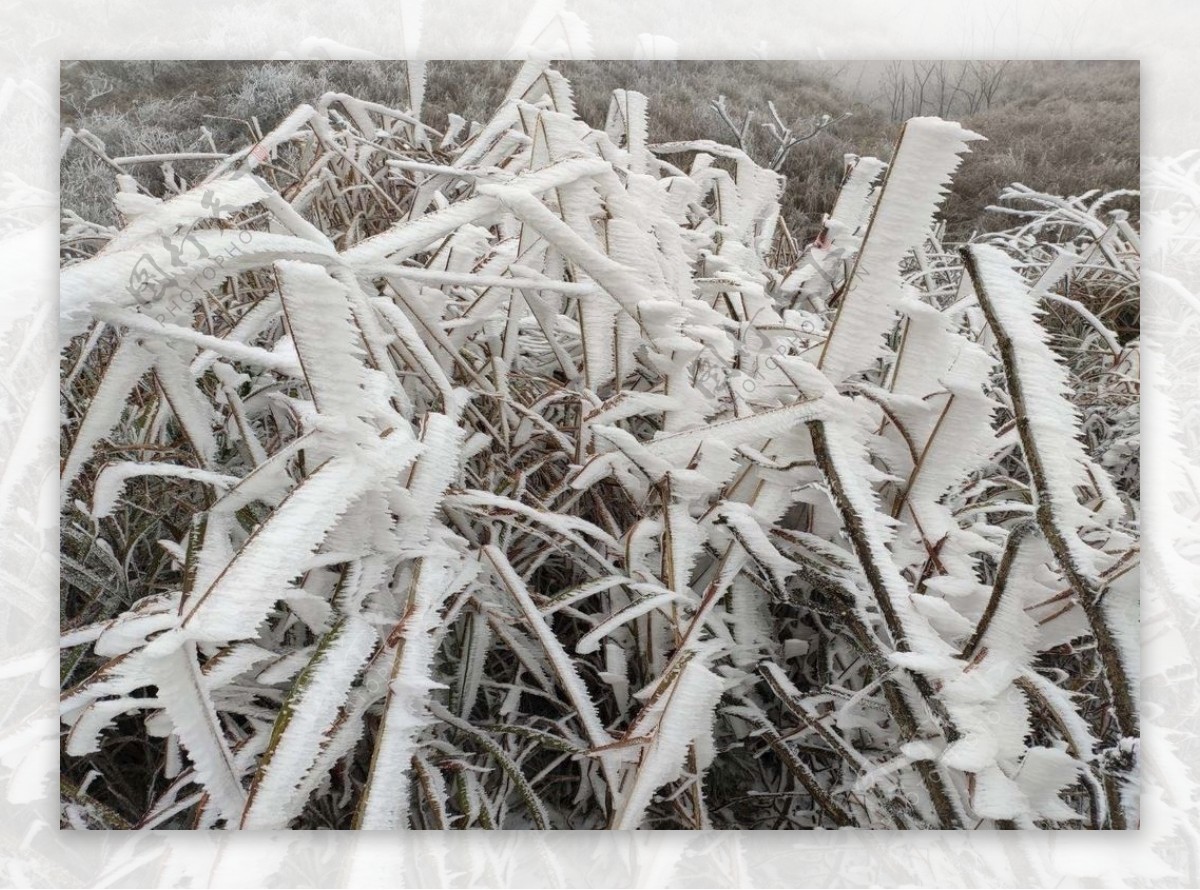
[961,520,1037,660]
[963,246,1138,743]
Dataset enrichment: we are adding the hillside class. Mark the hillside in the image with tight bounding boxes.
[61,59,1138,241]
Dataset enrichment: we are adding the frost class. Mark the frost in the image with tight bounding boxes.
[819,118,983,383]
[91,462,238,519]
[59,62,1138,831]
[241,616,378,829]
[610,656,724,830]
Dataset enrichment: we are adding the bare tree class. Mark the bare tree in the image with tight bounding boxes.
[880,60,1010,122]
[966,60,1010,113]
[710,95,850,172]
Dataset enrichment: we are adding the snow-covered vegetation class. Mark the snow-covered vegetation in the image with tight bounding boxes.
[60,61,1139,830]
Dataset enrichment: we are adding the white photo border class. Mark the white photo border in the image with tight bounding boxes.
[4,1,1195,886]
